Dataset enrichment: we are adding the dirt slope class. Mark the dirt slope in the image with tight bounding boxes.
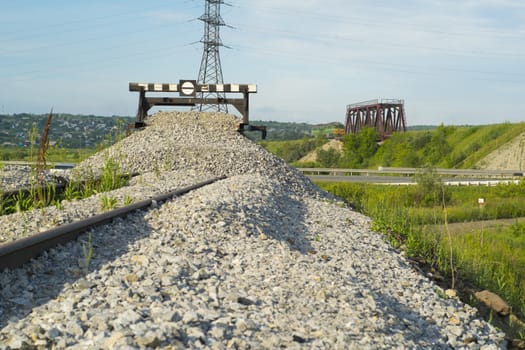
[299,139,343,163]
[477,132,525,171]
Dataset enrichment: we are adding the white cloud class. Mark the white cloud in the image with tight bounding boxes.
[3,1,524,124]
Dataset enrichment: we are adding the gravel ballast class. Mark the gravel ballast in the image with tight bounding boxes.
[0,112,505,349]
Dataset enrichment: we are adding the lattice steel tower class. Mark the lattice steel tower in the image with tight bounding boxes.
[195,0,228,112]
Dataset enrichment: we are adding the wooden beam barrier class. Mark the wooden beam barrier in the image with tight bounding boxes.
[129,82,257,94]
[129,81,257,128]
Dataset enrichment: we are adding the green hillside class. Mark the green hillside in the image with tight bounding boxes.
[249,120,344,141]
[374,123,525,169]
[260,122,525,169]
[0,113,133,149]
[259,138,326,163]
[2,113,523,170]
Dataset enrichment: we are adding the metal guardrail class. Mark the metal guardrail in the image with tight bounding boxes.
[297,167,524,178]
[2,161,76,169]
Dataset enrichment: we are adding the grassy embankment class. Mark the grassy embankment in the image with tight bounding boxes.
[259,137,325,164]
[0,146,95,163]
[317,177,525,339]
[262,122,525,169]
[259,123,525,339]
[374,122,525,169]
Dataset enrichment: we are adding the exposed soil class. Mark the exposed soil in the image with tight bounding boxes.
[299,139,343,163]
[478,132,525,171]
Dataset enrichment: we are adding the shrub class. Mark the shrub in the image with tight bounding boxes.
[316,148,340,167]
[414,167,450,207]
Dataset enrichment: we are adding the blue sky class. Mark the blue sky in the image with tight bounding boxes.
[1,0,524,126]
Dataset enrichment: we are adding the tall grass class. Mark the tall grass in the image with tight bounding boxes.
[318,179,525,324]
[0,112,130,216]
[0,156,130,216]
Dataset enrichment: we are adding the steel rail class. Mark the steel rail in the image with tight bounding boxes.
[0,176,226,270]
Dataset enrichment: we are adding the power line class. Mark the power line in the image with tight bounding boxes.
[230,44,524,84]
[4,43,196,82]
[231,2,525,40]
[0,1,198,41]
[231,22,525,59]
[0,20,195,57]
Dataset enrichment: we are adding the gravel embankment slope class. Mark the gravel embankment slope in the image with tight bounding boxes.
[477,132,525,171]
[0,112,505,349]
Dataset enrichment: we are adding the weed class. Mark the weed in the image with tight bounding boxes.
[496,275,507,290]
[54,199,64,210]
[442,189,455,289]
[99,156,127,192]
[1,165,129,217]
[163,157,173,171]
[0,114,132,217]
[82,181,97,199]
[99,194,118,211]
[35,183,56,209]
[64,181,81,201]
[14,191,33,212]
[123,195,133,206]
[467,294,477,306]
[69,166,96,198]
[28,122,38,164]
[0,191,6,215]
[153,160,161,179]
[36,111,53,184]
[21,212,29,237]
[511,222,525,238]
[82,232,93,273]
[435,288,446,299]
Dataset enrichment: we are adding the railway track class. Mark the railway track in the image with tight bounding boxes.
[0,112,507,348]
[0,176,225,270]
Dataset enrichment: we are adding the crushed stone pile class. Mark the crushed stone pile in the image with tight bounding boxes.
[0,111,506,349]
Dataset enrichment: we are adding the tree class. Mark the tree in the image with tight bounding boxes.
[316,148,340,167]
[341,128,379,168]
[422,124,452,165]
[414,167,450,207]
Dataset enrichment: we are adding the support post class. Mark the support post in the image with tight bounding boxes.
[135,89,149,127]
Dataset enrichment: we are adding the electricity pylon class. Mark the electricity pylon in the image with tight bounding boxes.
[195,0,228,112]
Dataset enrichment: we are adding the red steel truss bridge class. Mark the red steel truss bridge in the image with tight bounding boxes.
[345,99,407,141]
